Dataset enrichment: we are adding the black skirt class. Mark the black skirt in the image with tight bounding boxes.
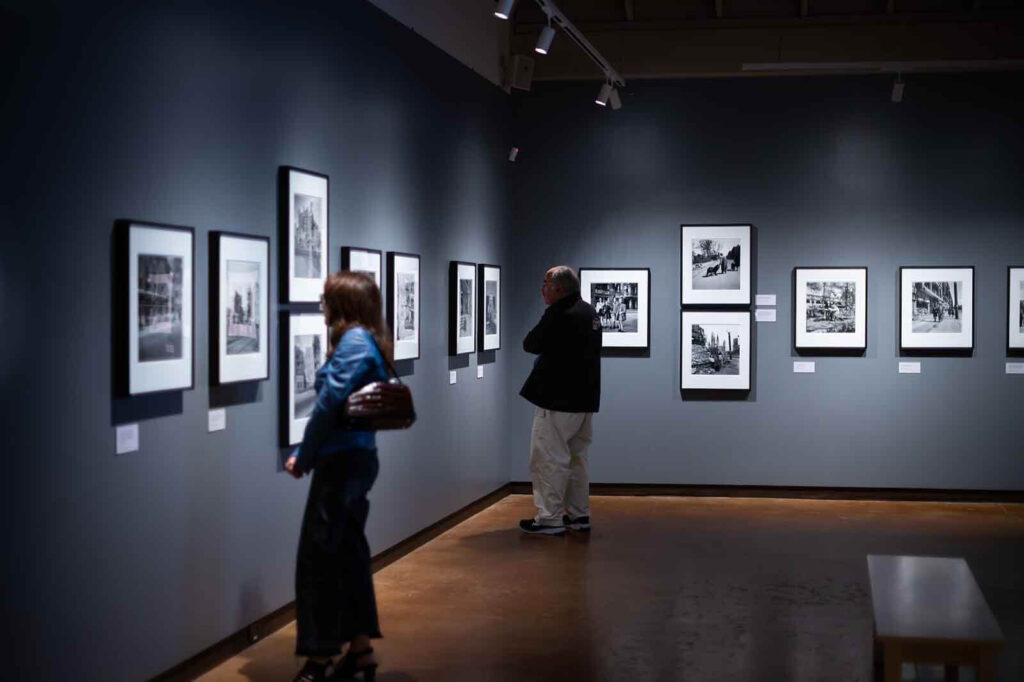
[295,448,381,656]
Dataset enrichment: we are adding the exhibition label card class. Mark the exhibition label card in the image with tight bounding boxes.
[1007,363,1024,375]
[755,308,776,323]
[793,361,816,374]
[208,408,226,432]
[477,365,484,379]
[449,370,457,385]
[116,424,139,455]
[899,362,922,374]
[756,294,777,306]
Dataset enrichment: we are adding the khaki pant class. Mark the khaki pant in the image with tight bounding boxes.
[529,407,593,526]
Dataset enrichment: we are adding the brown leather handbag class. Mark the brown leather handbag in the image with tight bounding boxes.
[342,339,416,431]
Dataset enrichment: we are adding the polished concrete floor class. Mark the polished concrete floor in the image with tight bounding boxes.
[201,495,1024,682]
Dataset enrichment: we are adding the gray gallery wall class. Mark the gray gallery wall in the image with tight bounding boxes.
[507,75,1024,490]
[0,0,515,679]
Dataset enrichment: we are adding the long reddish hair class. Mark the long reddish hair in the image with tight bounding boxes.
[322,271,393,362]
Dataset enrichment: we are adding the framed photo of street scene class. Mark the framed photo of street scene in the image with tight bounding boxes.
[680,224,752,306]
[1009,267,1024,353]
[449,261,477,356]
[900,267,974,352]
[117,220,194,396]
[478,264,501,351]
[794,267,868,352]
[279,166,328,303]
[387,252,420,361]
[579,268,651,351]
[281,313,327,446]
[211,232,270,385]
[341,246,382,290]
[681,311,750,391]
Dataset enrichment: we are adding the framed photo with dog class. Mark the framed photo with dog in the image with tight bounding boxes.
[680,224,752,306]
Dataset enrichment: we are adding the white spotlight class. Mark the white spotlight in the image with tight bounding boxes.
[535,25,555,55]
[595,83,612,107]
[891,76,905,103]
[608,88,621,110]
[494,0,516,20]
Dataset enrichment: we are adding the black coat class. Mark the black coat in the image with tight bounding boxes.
[520,293,602,413]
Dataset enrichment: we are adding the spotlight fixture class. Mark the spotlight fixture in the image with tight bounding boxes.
[535,25,555,55]
[891,74,905,103]
[595,83,612,106]
[508,146,520,162]
[608,88,621,110]
[494,0,516,20]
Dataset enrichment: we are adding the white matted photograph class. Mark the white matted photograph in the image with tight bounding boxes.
[341,246,382,290]
[900,267,974,351]
[122,221,194,395]
[794,267,868,351]
[281,167,328,302]
[478,264,501,351]
[681,224,752,306]
[579,268,651,350]
[212,232,269,385]
[449,261,476,355]
[681,311,751,390]
[283,313,327,446]
[387,252,420,361]
[1009,267,1024,351]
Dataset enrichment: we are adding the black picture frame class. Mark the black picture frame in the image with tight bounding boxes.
[115,219,196,397]
[210,231,271,386]
[279,311,327,447]
[386,251,421,361]
[899,266,976,354]
[680,223,754,308]
[477,263,501,352]
[449,260,477,356]
[340,246,383,290]
[792,266,868,354]
[578,267,652,355]
[679,309,752,393]
[1009,266,1024,356]
[278,165,329,303]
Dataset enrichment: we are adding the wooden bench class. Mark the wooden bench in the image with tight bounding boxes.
[868,555,1004,682]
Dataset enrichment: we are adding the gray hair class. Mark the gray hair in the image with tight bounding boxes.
[549,266,579,295]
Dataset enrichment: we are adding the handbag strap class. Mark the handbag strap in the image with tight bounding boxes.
[364,330,403,385]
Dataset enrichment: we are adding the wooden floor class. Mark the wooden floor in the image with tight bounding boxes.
[200,495,1024,682]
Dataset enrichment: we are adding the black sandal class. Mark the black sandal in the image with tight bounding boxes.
[332,646,377,681]
[293,658,332,682]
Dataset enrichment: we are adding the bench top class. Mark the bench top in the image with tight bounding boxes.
[868,555,1004,645]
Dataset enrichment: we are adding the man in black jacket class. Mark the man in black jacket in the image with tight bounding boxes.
[519,266,601,535]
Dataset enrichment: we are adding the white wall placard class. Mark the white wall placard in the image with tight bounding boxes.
[449,370,457,385]
[116,424,139,455]
[793,361,816,374]
[899,362,922,374]
[1006,363,1024,375]
[755,308,776,322]
[208,408,226,432]
[756,294,776,306]
[477,365,484,379]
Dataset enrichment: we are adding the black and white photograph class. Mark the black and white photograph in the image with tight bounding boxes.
[281,167,328,302]
[579,268,651,351]
[1009,267,1024,351]
[794,268,868,351]
[121,221,194,395]
[138,254,184,362]
[211,232,270,385]
[681,224,752,306]
[282,313,327,446]
[387,252,420,360]
[449,261,476,355]
[900,267,974,351]
[478,264,501,351]
[341,246,383,290]
[681,311,751,390]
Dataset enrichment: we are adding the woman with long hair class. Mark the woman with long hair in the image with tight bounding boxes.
[285,271,393,682]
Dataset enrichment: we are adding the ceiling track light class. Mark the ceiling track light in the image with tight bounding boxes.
[608,88,621,110]
[535,24,556,55]
[891,74,905,103]
[595,83,612,107]
[494,0,516,20]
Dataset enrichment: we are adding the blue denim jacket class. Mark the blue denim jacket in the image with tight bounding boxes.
[292,326,388,473]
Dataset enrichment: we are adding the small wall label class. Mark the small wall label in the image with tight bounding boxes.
[899,362,922,374]
[208,408,226,432]
[793,361,815,374]
[116,424,139,455]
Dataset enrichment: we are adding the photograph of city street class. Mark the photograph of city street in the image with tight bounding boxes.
[225,260,260,355]
[806,281,857,333]
[591,282,639,333]
[485,280,498,335]
[397,273,416,341]
[293,192,323,279]
[691,238,741,291]
[459,278,474,337]
[690,324,741,376]
[912,281,963,333]
[138,254,184,362]
[293,334,322,420]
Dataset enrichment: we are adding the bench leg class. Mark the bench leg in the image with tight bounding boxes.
[977,649,995,682]
[944,664,959,682]
[883,642,902,682]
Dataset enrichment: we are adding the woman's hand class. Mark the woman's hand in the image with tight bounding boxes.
[285,456,303,479]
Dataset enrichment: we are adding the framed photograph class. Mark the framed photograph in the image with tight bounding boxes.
[681,311,751,391]
[387,252,420,361]
[794,267,868,351]
[900,267,974,351]
[118,220,194,396]
[280,166,328,303]
[211,232,270,385]
[281,313,327,446]
[681,224,752,306]
[579,268,651,350]
[1009,267,1024,352]
[449,261,477,355]
[341,246,382,290]
[478,264,501,351]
